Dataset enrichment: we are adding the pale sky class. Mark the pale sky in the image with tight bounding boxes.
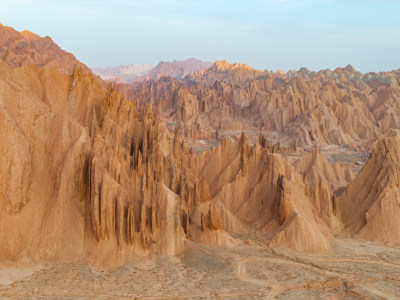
[0,0,399,72]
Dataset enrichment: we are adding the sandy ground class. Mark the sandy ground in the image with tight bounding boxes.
[0,228,399,300]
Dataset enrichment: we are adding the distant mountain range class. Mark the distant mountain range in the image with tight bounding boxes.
[147,58,213,80]
[91,58,212,83]
[91,64,154,83]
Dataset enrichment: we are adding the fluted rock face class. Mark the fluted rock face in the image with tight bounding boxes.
[85,86,188,260]
[0,62,197,266]
[118,60,400,152]
[199,179,212,203]
[201,203,222,231]
[339,137,400,246]
[275,174,289,225]
[0,62,103,262]
[194,136,336,252]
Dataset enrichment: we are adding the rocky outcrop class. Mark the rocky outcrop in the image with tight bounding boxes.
[199,179,212,203]
[195,135,335,252]
[0,62,198,266]
[201,203,222,231]
[339,137,400,246]
[190,60,265,84]
[296,147,354,192]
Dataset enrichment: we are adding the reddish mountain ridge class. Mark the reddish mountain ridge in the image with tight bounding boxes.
[0,23,90,74]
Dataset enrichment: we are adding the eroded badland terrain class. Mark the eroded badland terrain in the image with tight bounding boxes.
[1,23,400,299]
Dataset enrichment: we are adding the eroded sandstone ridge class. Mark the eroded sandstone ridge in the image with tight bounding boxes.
[1,25,400,268]
[339,136,400,246]
[119,60,400,152]
[0,23,90,74]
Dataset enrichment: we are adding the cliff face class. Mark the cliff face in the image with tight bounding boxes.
[84,87,191,265]
[0,63,199,266]
[0,64,101,263]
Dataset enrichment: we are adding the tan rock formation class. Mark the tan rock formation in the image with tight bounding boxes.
[195,135,335,252]
[201,203,222,231]
[118,60,400,153]
[199,179,212,203]
[339,137,400,246]
[0,62,196,266]
[296,147,354,192]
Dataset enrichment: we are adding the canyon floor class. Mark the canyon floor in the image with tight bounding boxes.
[1,227,399,300]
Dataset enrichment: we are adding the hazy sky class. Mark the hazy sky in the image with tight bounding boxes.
[1,0,399,72]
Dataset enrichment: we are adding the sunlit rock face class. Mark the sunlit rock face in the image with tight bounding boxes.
[119,60,400,153]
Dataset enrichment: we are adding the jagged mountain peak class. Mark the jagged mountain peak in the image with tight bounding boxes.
[19,29,40,40]
[212,60,256,72]
[0,22,90,74]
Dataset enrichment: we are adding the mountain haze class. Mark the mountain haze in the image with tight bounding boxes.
[92,64,154,83]
[147,58,213,79]
[92,58,212,83]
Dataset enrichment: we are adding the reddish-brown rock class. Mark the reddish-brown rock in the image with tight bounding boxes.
[0,23,91,74]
